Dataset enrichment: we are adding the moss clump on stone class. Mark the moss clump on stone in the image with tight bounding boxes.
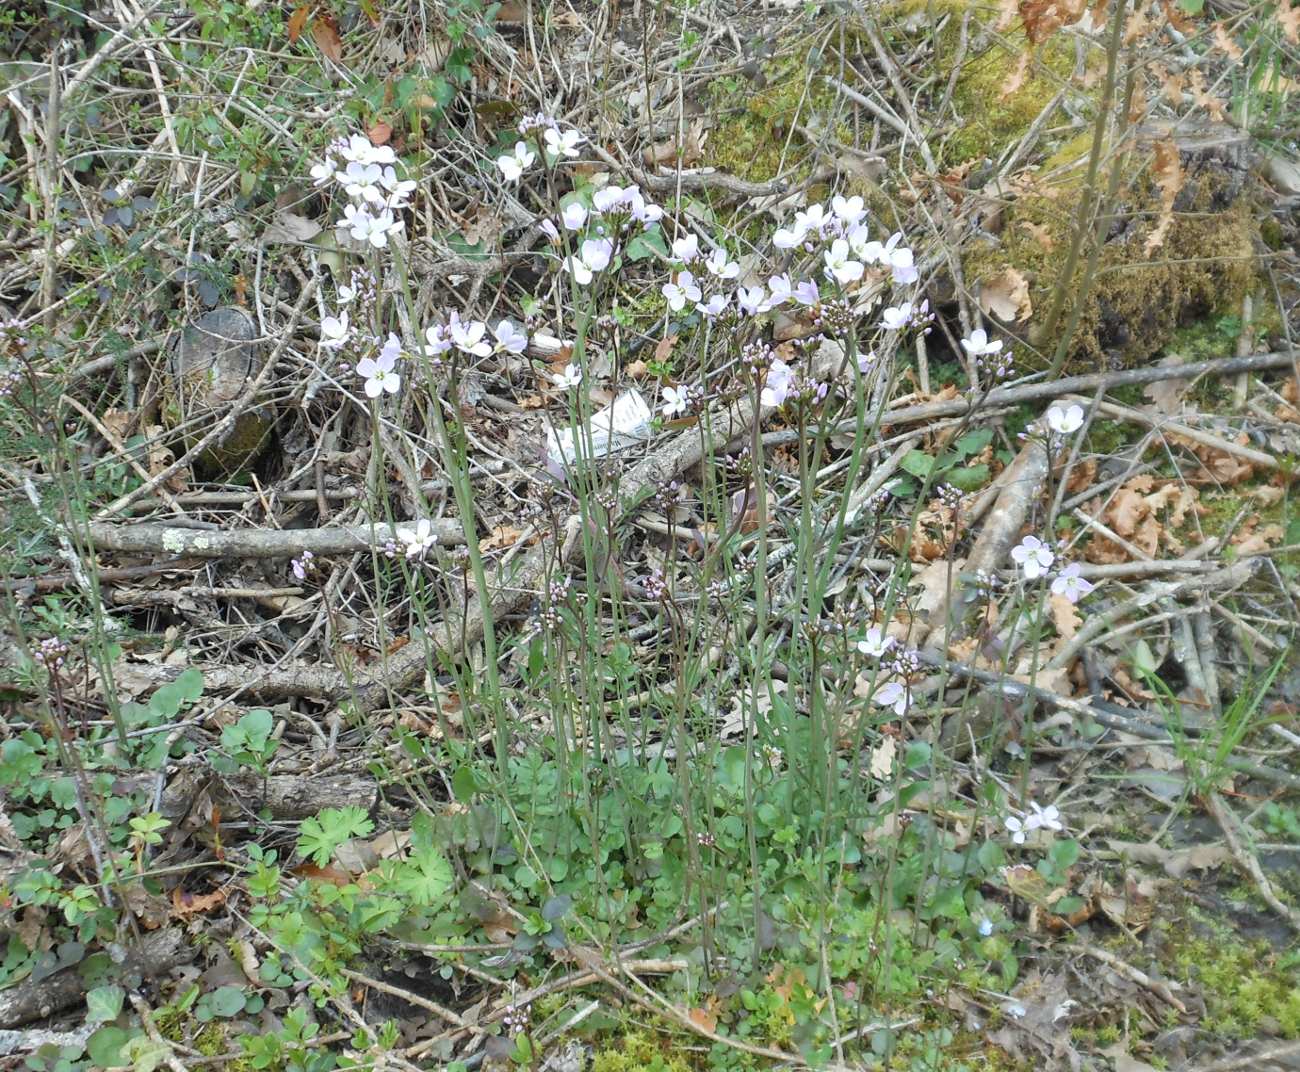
[963,147,1260,372]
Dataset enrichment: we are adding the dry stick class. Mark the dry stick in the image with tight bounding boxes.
[854,350,1300,431]
[923,650,1300,792]
[1206,793,1300,936]
[60,394,186,516]
[1064,944,1188,1014]
[92,281,318,519]
[914,437,1052,650]
[1063,394,1281,471]
[1191,1040,1300,1072]
[338,968,477,1033]
[84,520,466,558]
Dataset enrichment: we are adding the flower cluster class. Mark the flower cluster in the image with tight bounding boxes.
[1005,801,1064,844]
[961,328,1014,381]
[312,133,411,251]
[1011,535,1095,603]
[496,116,584,183]
[32,636,69,671]
[858,626,924,717]
[291,550,315,581]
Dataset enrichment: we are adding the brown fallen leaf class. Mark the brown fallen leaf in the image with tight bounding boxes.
[310,15,344,63]
[171,886,228,917]
[643,119,706,168]
[1105,839,1231,879]
[368,120,393,146]
[479,524,527,553]
[287,3,310,42]
[1144,138,1184,256]
[1211,21,1244,59]
[1278,0,1300,43]
[1049,594,1081,639]
[977,267,1032,322]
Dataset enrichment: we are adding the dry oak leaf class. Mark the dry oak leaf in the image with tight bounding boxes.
[310,15,344,62]
[479,524,527,553]
[1018,0,1089,42]
[977,268,1032,322]
[1211,21,1245,59]
[1000,52,1032,99]
[1143,138,1184,256]
[1232,520,1283,556]
[1049,593,1081,640]
[171,886,228,917]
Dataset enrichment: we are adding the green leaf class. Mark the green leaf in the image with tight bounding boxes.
[946,464,990,491]
[625,227,668,263]
[452,765,480,801]
[900,450,935,479]
[296,806,374,866]
[87,1026,133,1067]
[953,428,993,458]
[1050,838,1080,870]
[86,984,124,1026]
[208,986,247,1018]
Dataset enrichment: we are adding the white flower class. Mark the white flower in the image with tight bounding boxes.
[338,133,394,167]
[1011,535,1054,581]
[310,157,336,187]
[764,274,793,309]
[671,233,700,263]
[880,303,912,331]
[1027,802,1063,833]
[886,242,917,285]
[661,385,690,418]
[823,238,864,285]
[696,293,729,318]
[792,279,820,307]
[560,202,589,230]
[1050,563,1094,604]
[872,681,911,717]
[497,141,536,182]
[565,237,614,285]
[399,519,437,560]
[795,203,828,235]
[961,328,1003,357]
[319,311,350,349]
[857,626,894,658]
[357,351,400,398]
[337,284,356,304]
[1046,403,1085,435]
[450,315,492,357]
[846,222,872,259]
[379,166,416,208]
[627,190,663,223]
[378,332,402,365]
[341,160,384,204]
[340,204,400,248]
[539,218,560,242]
[978,917,994,937]
[832,193,865,226]
[760,358,794,408]
[857,350,877,373]
[553,362,583,390]
[491,319,528,354]
[736,285,766,317]
[704,246,740,279]
[772,223,805,249]
[423,322,451,356]
[1005,1003,1027,1020]
[1005,815,1028,845]
[662,270,701,312]
[543,127,583,159]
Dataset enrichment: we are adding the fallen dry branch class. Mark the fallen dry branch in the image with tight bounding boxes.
[0,929,192,1029]
[1065,943,1188,1014]
[867,350,1300,431]
[1206,792,1300,936]
[83,520,465,559]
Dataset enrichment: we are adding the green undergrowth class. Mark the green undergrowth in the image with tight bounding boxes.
[1160,908,1300,1038]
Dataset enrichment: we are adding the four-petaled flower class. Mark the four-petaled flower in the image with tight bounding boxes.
[1050,563,1094,604]
[696,293,729,318]
[399,519,438,560]
[961,328,1003,357]
[1011,535,1054,580]
[857,626,894,658]
[824,239,865,285]
[661,385,690,419]
[450,316,492,357]
[764,274,793,308]
[1005,815,1029,845]
[760,358,794,408]
[543,127,583,159]
[671,233,700,263]
[792,279,820,307]
[491,319,528,354]
[560,202,588,230]
[320,311,350,349]
[704,246,740,279]
[736,285,766,316]
[357,350,400,398]
[872,681,911,717]
[832,193,865,225]
[553,363,583,390]
[880,302,912,331]
[1028,802,1063,832]
[565,237,614,285]
[1046,403,1085,435]
[497,141,535,182]
[662,270,702,312]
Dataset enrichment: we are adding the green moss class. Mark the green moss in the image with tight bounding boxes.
[589,1030,694,1072]
[1167,914,1300,1037]
[963,155,1260,372]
